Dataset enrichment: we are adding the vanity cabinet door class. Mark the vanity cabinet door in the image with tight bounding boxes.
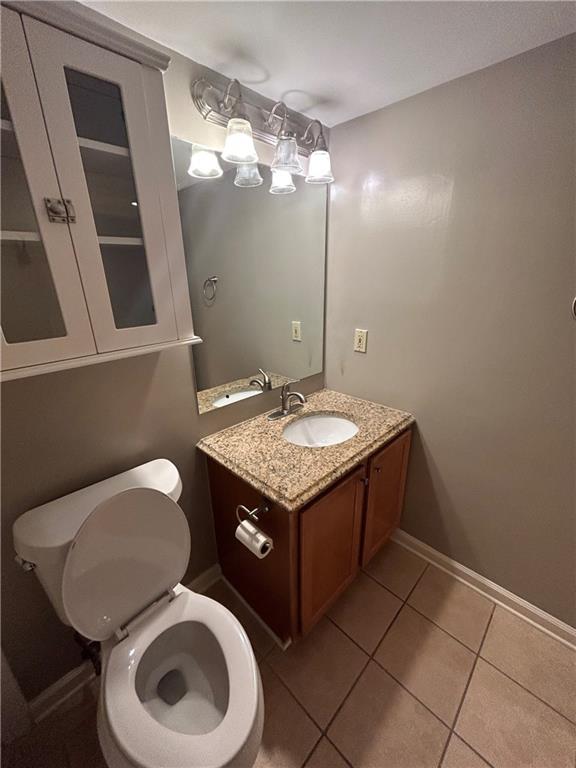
[23,17,179,353]
[0,9,96,371]
[300,466,365,634]
[361,430,412,566]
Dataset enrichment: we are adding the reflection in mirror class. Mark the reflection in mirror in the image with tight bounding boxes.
[171,137,326,414]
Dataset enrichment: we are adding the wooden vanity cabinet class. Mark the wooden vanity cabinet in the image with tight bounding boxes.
[300,465,365,634]
[207,458,299,642]
[206,428,411,642]
[362,429,412,566]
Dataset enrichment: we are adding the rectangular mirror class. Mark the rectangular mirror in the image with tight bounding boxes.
[171,137,327,413]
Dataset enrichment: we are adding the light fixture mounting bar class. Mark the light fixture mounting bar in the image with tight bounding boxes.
[192,78,327,157]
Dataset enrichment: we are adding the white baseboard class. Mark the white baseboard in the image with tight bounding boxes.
[29,661,95,724]
[220,576,290,651]
[392,530,576,650]
[187,562,222,593]
[29,563,223,723]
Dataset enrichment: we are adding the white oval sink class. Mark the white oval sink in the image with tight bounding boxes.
[283,414,359,447]
[213,389,261,408]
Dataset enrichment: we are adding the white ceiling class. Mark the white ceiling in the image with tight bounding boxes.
[84,1,576,126]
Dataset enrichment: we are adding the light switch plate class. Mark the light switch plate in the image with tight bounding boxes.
[354,328,368,353]
[292,321,302,342]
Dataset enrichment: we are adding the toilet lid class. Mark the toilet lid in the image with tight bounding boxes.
[62,488,191,641]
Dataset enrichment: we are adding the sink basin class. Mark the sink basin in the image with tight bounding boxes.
[213,389,261,408]
[283,414,359,447]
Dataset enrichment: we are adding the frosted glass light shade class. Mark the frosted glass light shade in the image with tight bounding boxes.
[222,118,258,164]
[187,146,223,179]
[305,149,334,184]
[234,163,263,188]
[270,169,295,195]
[271,136,303,174]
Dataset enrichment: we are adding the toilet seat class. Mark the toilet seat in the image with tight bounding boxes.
[103,587,260,768]
[62,487,191,641]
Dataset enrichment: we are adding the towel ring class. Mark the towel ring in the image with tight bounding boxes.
[203,276,218,301]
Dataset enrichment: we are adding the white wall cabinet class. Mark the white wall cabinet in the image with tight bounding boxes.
[1,8,199,380]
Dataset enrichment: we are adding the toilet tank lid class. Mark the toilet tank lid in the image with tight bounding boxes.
[13,459,182,559]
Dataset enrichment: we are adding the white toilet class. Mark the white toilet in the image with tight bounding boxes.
[13,459,264,768]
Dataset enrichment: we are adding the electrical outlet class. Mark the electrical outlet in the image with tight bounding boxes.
[292,321,302,342]
[354,328,368,353]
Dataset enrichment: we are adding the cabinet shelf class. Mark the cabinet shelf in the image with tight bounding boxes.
[77,137,129,156]
[78,137,132,178]
[2,231,41,242]
[97,236,144,246]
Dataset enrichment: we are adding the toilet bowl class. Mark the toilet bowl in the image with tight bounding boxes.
[13,460,264,768]
[97,585,264,768]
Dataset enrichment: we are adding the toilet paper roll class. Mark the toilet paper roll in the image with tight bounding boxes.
[235,519,273,559]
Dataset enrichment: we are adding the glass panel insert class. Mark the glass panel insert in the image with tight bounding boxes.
[65,70,128,147]
[64,69,159,331]
[100,244,156,329]
[1,240,66,342]
[1,87,37,232]
[65,68,144,238]
[1,84,66,343]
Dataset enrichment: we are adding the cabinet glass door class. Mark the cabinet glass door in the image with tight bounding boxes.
[23,17,178,353]
[1,9,96,371]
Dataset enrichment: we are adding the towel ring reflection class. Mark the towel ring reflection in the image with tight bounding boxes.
[203,276,218,301]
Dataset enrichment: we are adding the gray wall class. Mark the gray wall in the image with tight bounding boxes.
[178,169,326,391]
[326,36,576,626]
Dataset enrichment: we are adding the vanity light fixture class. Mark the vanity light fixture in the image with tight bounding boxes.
[268,102,303,175]
[234,163,263,188]
[220,80,259,165]
[269,169,296,195]
[187,145,223,179]
[302,120,334,184]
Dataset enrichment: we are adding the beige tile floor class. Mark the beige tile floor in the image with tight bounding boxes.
[3,541,575,768]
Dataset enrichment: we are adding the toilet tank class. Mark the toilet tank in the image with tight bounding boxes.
[13,459,182,624]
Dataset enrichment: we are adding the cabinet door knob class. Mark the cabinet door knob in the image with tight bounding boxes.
[374,466,382,474]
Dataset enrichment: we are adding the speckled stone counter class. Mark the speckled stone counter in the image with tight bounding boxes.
[197,389,414,511]
[197,373,292,414]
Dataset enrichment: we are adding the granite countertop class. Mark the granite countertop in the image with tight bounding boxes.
[197,389,415,511]
[197,373,292,414]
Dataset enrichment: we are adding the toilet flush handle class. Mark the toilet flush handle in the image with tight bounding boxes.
[15,555,36,572]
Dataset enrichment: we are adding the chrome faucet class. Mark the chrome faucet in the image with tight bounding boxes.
[249,368,272,392]
[268,383,306,420]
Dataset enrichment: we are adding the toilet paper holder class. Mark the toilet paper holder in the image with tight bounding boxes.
[236,502,269,524]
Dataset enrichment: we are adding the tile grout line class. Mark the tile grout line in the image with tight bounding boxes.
[403,601,483,653]
[436,603,497,768]
[300,731,324,768]
[364,562,495,654]
[477,656,576,727]
[370,655,456,729]
[261,659,328,734]
[361,559,429,604]
[324,734,356,768]
[267,559,434,750]
[320,562,436,738]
